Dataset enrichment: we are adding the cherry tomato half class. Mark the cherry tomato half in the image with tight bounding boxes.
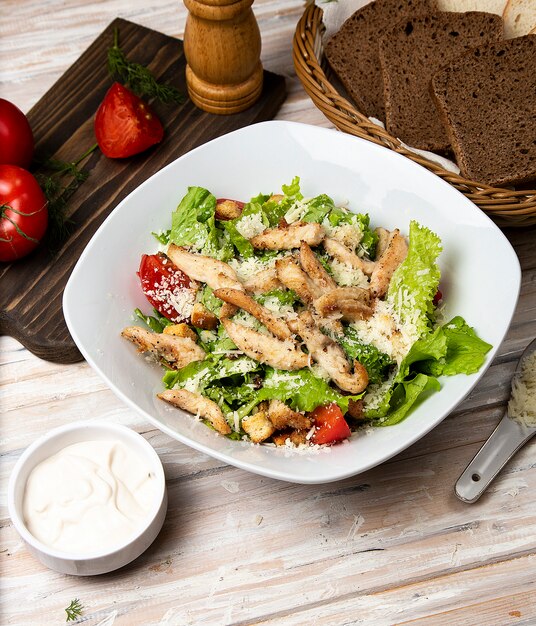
[0,164,48,262]
[0,99,34,169]
[95,83,164,159]
[138,253,194,322]
[310,403,351,445]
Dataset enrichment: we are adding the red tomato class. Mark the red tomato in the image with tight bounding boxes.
[0,99,34,169]
[310,403,351,445]
[433,289,443,306]
[94,83,164,158]
[0,165,48,262]
[138,253,194,322]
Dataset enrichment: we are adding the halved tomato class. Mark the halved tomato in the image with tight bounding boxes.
[138,253,194,322]
[95,83,164,158]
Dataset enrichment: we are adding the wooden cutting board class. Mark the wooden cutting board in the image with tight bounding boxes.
[0,18,286,364]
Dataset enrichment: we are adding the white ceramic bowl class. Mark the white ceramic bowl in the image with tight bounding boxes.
[8,421,167,576]
[63,121,521,484]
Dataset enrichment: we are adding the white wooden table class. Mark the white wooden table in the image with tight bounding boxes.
[1,2,535,625]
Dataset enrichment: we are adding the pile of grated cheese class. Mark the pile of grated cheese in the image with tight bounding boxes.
[508,350,536,427]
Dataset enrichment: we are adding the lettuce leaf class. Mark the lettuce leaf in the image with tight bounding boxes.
[376,374,441,426]
[325,207,377,257]
[420,316,492,376]
[387,221,442,337]
[337,326,393,384]
[256,368,363,413]
[365,316,491,422]
[170,186,233,261]
[222,196,269,258]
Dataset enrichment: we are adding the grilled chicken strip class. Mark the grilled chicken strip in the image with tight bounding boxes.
[243,267,283,294]
[167,244,243,291]
[214,288,292,340]
[313,287,373,322]
[323,237,376,276]
[158,389,231,435]
[121,326,205,369]
[369,230,408,298]
[267,399,312,431]
[275,257,319,305]
[375,227,391,258]
[221,318,308,371]
[292,311,369,394]
[250,221,325,250]
[299,242,337,293]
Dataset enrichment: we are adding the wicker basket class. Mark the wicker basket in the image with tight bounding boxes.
[293,3,536,227]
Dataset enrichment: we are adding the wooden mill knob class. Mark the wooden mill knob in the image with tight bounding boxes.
[183,0,263,114]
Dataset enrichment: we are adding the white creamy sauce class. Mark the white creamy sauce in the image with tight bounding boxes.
[23,440,159,554]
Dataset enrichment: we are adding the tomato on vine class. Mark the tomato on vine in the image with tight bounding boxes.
[0,165,48,262]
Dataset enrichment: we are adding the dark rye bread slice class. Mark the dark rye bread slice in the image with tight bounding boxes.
[378,12,504,151]
[431,35,536,187]
[324,0,437,122]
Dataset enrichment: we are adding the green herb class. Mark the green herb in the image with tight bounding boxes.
[65,598,84,622]
[35,143,98,250]
[108,28,185,105]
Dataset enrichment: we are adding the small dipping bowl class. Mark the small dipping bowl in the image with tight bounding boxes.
[8,421,167,576]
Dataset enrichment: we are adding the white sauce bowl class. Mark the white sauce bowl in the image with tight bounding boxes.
[8,421,167,576]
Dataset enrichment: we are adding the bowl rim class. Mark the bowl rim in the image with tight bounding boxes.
[7,420,167,561]
[63,120,521,484]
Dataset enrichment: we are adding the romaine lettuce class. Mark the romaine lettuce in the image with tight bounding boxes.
[387,221,441,338]
[170,186,233,261]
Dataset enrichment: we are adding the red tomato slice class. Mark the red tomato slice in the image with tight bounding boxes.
[310,403,351,445]
[0,164,48,262]
[95,83,164,158]
[0,99,34,169]
[138,253,194,323]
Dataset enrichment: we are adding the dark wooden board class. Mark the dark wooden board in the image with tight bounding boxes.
[0,18,286,364]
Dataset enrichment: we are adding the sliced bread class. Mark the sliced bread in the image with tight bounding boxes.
[436,0,506,14]
[378,12,503,152]
[503,0,536,38]
[431,35,536,186]
[324,0,437,122]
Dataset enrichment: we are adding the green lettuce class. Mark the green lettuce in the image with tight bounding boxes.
[337,326,393,384]
[222,196,269,258]
[366,316,491,422]
[324,207,377,257]
[170,186,233,261]
[376,374,441,426]
[256,368,363,413]
[387,221,442,337]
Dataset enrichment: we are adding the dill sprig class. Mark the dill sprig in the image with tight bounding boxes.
[35,143,98,251]
[65,598,84,622]
[107,28,185,105]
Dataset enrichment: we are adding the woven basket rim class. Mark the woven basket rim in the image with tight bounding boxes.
[292,3,536,227]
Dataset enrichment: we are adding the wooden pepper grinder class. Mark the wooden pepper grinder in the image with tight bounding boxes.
[183,0,263,114]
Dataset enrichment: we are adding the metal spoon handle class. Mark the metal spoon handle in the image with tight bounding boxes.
[455,414,536,503]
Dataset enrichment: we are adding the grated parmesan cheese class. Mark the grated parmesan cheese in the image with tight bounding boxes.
[229,256,273,281]
[350,299,419,364]
[330,259,369,288]
[235,213,266,239]
[509,350,536,427]
[284,198,310,223]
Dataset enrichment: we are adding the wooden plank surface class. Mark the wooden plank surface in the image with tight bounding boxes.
[1,1,536,625]
[0,17,286,364]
